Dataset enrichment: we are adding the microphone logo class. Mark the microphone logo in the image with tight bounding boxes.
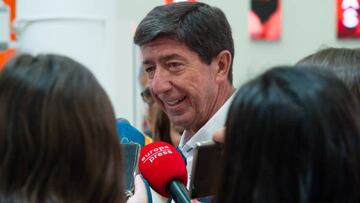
[139,142,188,198]
[141,145,174,164]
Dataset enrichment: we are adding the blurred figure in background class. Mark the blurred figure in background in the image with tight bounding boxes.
[140,85,183,147]
[153,108,183,147]
[139,68,157,137]
[0,54,146,203]
[114,67,153,147]
[217,67,360,203]
[297,47,360,101]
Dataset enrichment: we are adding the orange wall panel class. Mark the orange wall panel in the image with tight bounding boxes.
[0,0,16,70]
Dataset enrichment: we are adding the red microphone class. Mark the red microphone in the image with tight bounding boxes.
[138,142,190,203]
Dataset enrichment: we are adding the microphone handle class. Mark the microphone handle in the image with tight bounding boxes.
[167,180,191,203]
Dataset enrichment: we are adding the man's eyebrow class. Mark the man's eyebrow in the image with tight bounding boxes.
[142,60,153,65]
[160,54,188,62]
[142,54,188,65]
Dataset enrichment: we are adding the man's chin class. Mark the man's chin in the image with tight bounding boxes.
[169,117,190,130]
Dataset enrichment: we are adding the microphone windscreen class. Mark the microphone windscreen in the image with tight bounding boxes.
[138,142,187,197]
[116,118,145,147]
[117,117,130,124]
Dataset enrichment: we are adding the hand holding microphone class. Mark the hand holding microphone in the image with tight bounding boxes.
[138,142,190,203]
[126,175,149,203]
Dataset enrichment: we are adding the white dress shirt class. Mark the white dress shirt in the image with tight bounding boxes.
[178,94,234,188]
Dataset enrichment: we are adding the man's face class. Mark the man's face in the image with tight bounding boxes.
[141,37,220,132]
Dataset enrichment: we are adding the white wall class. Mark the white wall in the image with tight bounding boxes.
[120,0,360,87]
[15,0,360,128]
[16,0,143,127]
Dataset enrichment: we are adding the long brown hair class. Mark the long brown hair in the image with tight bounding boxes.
[297,47,360,101]
[0,54,124,203]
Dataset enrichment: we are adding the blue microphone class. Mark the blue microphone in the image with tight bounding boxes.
[116,118,146,147]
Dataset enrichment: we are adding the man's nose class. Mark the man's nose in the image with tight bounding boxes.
[150,68,172,95]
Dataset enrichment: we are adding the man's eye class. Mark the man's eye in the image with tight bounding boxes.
[168,63,182,71]
[145,67,153,73]
[145,67,155,78]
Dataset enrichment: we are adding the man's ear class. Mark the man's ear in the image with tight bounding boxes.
[214,50,232,83]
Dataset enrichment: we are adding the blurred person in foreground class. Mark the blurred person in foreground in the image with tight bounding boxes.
[0,54,147,203]
[216,66,360,203]
[297,47,360,101]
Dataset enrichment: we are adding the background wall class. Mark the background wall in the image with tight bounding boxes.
[119,0,360,87]
[12,0,360,128]
[16,0,144,127]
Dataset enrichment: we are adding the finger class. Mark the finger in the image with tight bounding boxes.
[212,128,225,144]
[133,175,146,195]
[127,175,149,203]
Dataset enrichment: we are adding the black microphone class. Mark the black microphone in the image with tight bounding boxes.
[168,181,191,203]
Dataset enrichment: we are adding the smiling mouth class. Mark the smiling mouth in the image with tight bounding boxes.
[165,96,186,106]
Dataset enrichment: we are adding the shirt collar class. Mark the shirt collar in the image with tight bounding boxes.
[179,93,235,156]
